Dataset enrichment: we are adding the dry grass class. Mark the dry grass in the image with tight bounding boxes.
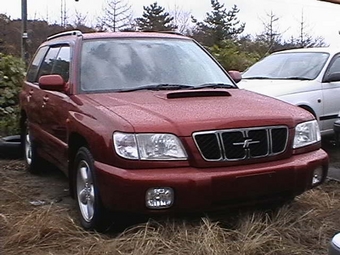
[1,159,339,255]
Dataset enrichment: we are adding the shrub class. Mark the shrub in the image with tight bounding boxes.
[0,53,26,137]
[208,40,261,72]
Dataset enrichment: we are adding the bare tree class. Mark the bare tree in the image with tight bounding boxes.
[60,0,69,28]
[168,4,192,34]
[0,14,15,55]
[71,10,95,32]
[98,0,133,32]
[257,11,284,53]
[295,11,326,48]
[73,10,87,27]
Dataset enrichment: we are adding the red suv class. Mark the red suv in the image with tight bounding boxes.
[19,30,328,231]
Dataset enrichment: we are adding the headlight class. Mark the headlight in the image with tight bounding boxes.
[113,132,139,159]
[293,120,321,149]
[113,132,188,160]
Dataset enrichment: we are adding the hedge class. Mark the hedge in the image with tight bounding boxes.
[0,53,26,136]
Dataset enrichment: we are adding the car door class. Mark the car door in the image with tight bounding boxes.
[26,46,61,156]
[37,45,74,170]
[22,46,49,147]
[321,54,340,134]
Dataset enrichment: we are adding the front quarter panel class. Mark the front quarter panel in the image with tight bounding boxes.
[278,89,321,119]
[67,110,124,166]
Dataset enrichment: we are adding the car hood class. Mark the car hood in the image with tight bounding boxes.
[238,79,313,98]
[83,89,312,136]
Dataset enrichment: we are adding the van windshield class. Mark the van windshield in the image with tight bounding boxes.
[80,38,235,92]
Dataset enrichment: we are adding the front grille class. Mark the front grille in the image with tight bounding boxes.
[193,126,288,161]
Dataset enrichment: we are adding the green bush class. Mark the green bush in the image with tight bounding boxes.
[208,40,261,72]
[0,53,26,137]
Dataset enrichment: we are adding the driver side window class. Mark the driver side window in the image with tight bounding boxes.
[36,45,71,82]
[327,56,340,75]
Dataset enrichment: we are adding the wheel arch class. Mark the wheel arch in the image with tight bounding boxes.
[68,132,88,198]
[298,105,317,120]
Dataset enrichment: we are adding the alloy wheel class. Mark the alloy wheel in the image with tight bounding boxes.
[24,128,32,166]
[76,160,95,223]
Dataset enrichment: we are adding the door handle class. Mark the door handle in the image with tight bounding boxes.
[42,96,49,108]
[27,89,34,102]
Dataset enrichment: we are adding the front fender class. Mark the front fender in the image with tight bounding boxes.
[67,111,117,165]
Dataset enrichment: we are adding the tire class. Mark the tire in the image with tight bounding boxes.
[0,135,22,159]
[74,147,110,231]
[22,120,44,174]
[334,120,340,146]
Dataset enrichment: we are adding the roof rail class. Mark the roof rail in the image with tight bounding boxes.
[47,30,83,41]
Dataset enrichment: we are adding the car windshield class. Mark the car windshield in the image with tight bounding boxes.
[242,52,329,80]
[80,38,235,93]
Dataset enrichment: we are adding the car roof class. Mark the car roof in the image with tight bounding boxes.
[273,47,340,55]
[45,30,190,44]
[82,31,190,40]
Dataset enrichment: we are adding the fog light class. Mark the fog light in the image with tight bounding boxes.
[146,188,174,209]
[312,167,323,186]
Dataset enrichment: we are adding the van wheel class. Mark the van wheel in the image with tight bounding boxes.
[74,147,110,231]
[22,120,43,174]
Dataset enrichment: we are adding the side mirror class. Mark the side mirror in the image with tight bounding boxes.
[324,72,340,83]
[228,70,242,83]
[39,74,66,92]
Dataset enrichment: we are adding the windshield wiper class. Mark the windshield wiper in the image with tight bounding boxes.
[283,76,312,81]
[243,76,312,81]
[118,83,236,92]
[118,84,195,92]
[191,83,236,89]
[242,76,272,80]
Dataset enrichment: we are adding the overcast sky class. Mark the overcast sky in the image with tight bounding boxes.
[2,0,340,46]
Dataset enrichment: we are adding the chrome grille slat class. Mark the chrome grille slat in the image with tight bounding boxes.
[193,126,288,162]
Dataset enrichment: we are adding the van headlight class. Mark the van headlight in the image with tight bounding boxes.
[293,120,321,148]
[113,132,188,160]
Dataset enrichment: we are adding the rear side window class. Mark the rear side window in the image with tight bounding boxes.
[26,46,48,82]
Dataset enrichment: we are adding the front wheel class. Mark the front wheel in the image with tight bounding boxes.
[74,147,109,231]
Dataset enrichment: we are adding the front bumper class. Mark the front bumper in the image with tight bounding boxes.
[95,149,328,214]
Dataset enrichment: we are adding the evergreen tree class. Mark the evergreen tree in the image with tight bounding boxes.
[135,2,177,32]
[208,39,260,71]
[192,0,245,46]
